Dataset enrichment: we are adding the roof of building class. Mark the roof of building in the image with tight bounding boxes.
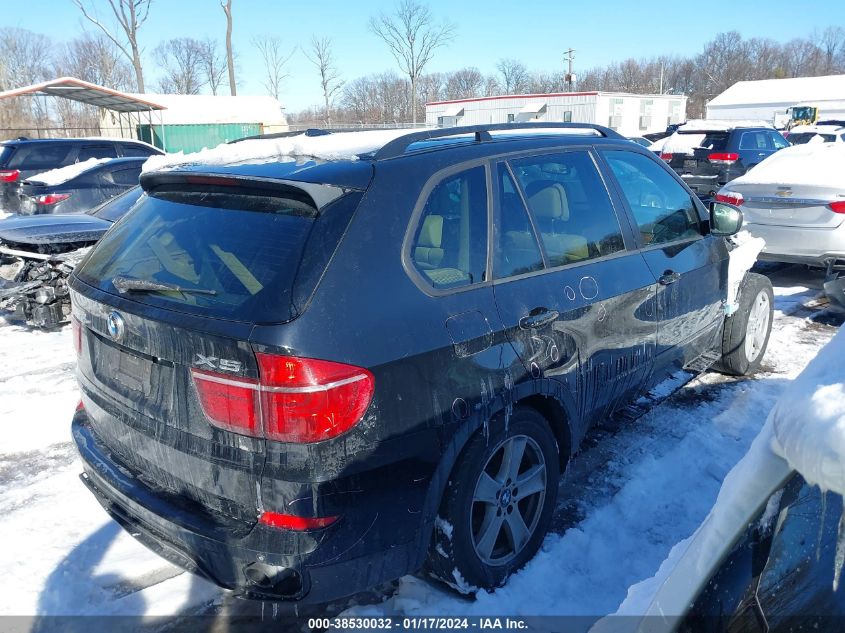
[427,91,686,107]
[137,94,287,125]
[0,77,165,113]
[708,74,845,108]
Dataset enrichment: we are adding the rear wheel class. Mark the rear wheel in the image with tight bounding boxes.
[717,272,774,376]
[427,407,560,591]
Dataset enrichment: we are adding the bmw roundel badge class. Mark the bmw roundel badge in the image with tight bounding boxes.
[106,311,126,342]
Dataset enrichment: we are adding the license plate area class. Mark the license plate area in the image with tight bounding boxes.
[90,335,172,409]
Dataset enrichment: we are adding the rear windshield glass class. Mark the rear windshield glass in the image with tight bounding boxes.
[89,186,144,222]
[696,132,729,152]
[76,185,321,322]
[6,144,75,170]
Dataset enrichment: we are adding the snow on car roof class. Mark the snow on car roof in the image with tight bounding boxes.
[142,129,416,173]
[678,119,773,133]
[728,141,845,188]
[789,124,845,134]
[26,158,111,186]
[658,132,706,155]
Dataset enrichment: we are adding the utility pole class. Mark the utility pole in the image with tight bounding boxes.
[564,48,576,91]
[659,60,664,94]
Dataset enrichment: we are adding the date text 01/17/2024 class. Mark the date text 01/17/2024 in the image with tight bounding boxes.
[306,617,529,630]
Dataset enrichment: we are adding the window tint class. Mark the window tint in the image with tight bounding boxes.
[6,144,74,170]
[739,131,771,151]
[699,132,729,152]
[510,151,624,267]
[495,165,544,279]
[78,144,118,161]
[105,166,141,186]
[769,132,790,149]
[120,144,156,157]
[604,150,701,245]
[410,166,488,289]
[90,186,143,221]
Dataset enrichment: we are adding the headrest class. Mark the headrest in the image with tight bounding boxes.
[418,215,443,248]
[526,181,569,221]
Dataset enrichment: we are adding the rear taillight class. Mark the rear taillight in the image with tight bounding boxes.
[829,201,845,214]
[715,192,744,206]
[708,152,739,165]
[258,511,337,531]
[191,354,375,443]
[71,315,82,356]
[35,193,71,206]
[0,169,19,183]
[659,152,673,161]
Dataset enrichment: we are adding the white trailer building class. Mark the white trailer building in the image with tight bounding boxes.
[425,91,687,136]
[706,74,845,127]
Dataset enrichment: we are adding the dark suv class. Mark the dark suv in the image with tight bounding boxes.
[0,137,161,209]
[68,124,773,604]
[660,125,790,199]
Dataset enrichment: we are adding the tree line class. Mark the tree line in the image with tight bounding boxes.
[1,0,844,136]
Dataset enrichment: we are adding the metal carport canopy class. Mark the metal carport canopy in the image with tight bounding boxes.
[0,76,166,113]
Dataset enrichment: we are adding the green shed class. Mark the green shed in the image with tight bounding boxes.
[137,122,262,153]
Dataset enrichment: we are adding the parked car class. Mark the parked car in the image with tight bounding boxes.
[785,123,845,145]
[716,141,845,309]
[659,121,790,200]
[68,124,773,605]
[628,136,653,147]
[643,123,683,143]
[11,156,145,215]
[0,137,160,210]
[0,186,142,327]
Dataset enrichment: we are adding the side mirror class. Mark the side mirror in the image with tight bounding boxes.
[709,201,743,236]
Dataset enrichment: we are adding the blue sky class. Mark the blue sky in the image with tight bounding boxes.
[5,0,843,111]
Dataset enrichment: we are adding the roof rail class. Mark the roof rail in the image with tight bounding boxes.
[372,122,626,160]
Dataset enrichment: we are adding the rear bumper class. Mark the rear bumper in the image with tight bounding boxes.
[72,411,424,603]
[745,221,845,267]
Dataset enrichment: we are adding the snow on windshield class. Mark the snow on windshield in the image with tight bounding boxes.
[142,129,416,172]
[27,158,110,186]
[730,141,845,187]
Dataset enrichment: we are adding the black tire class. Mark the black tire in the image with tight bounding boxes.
[717,272,774,376]
[426,406,560,592]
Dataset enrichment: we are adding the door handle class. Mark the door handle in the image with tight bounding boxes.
[519,309,560,330]
[659,270,681,285]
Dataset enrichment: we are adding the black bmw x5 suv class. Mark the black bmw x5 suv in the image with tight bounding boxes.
[68,124,773,604]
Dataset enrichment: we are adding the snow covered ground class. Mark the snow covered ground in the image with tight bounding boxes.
[0,265,840,626]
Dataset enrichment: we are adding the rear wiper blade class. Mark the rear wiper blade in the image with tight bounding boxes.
[112,276,217,295]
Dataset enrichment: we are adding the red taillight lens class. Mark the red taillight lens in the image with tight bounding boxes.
[191,370,260,436]
[659,152,673,161]
[708,152,739,165]
[71,315,82,356]
[75,400,85,413]
[190,354,374,444]
[715,192,744,206]
[828,201,845,214]
[0,169,19,183]
[258,511,337,531]
[36,193,71,206]
[257,353,375,443]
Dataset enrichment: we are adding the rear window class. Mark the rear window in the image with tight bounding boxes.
[697,132,729,152]
[76,184,334,322]
[6,144,74,170]
[90,186,144,222]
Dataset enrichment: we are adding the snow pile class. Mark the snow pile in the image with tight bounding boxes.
[142,129,417,172]
[771,325,845,495]
[725,231,766,315]
[27,158,111,186]
[729,141,845,188]
[679,119,773,132]
[659,132,706,155]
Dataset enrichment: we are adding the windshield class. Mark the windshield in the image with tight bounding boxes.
[88,186,144,222]
[76,184,320,323]
[791,106,816,121]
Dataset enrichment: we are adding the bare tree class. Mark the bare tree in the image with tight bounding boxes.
[445,67,484,100]
[0,28,54,132]
[220,0,236,95]
[252,35,294,100]
[154,38,207,95]
[304,36,344,125]
[198,38,226,95]
[59,33,133,90]
[72,0,151,92]
[496,58,528,94]
[369,0,455,125]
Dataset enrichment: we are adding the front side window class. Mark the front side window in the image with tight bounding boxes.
[410,166,488,290]
[78,145,118,161]
[604,150,701,245]
[509,151,624,267]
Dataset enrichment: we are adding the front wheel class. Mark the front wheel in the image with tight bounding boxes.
[427,407,560,592]
[717,272,774,376]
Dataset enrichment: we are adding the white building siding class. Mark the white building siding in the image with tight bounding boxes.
[426,92,686,135]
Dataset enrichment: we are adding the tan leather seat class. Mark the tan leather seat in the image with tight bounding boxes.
[414,215,445,270]
[525,181,589,265]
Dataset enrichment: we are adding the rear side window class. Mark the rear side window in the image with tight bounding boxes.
[604,150,701,245]
[6,144,74,170]
[120,144,157,157]
[76,185,323,322]
[738,131,771,151]
[410,166,488,290]
[495,165,544,279]
[510,151,624,266]
[78,144,118,161]
[0,145,14,166]
[103,166,141,186]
